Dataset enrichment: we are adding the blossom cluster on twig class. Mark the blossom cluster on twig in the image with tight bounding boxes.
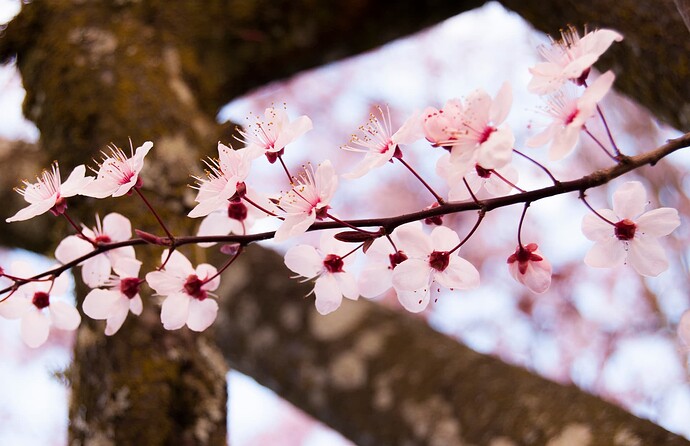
[0,27,688,349]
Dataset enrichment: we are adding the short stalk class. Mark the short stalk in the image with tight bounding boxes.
[135,188,175,243]
[396,157,445,205]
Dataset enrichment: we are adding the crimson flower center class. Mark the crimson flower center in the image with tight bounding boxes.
[323,254,344,273]
[565,109,579,125]
[95,234,112,244]
[227,200,248,221]
[478,126,496,144]
[475,164,492,178]
[120,277,141,299]
[429,251,450,271]
[32,291,50,309]
[184,275,207,300]
[614,219,636,241]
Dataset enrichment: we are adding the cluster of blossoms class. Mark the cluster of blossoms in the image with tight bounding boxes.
[0,27,686,348]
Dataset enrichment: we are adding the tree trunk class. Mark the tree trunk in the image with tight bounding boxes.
[0,1,688,445]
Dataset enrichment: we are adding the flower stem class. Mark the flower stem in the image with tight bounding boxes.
[583,127,617,161]
[202,245,244,285]
[490,169,525,192]
[135,188,175,243]
[463,177,480,205]
[278,155,293,184]
[243,195,281,219]
[449,210,485,255]
[327,212,378,235]
[517,202,531,249]
[579,191,616,226]
[514,149,559,185]
[396,157,445,205]
[63,212,96,246]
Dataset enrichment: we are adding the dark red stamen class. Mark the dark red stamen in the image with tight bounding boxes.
[323,254,344,273]
[475,164,492,179]
[227,200,248,221]
[388,251,408,270]
[120,277,141,299]
[183,275,207,300]
[614,219,636,241]
[429,251,450,271]
[32,291,50,309]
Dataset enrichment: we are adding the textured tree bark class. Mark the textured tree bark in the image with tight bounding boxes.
[0,1,688,445]
[217,246,689,445]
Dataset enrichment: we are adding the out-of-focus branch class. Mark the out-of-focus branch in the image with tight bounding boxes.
[215,245,690,445]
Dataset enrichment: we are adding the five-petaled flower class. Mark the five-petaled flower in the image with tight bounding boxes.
[528,26,623,95]
[274,160,338,242]
[188,143,255,218]
[145,250,220,331]
[391,224,480,312]
[55,212,136,288]
[342,106,422,178]
[527,71,615,160]
[0,261,80,348]
[284,232,358,315]
[82,257,144,336]
[507,243,552,293]
[6,162,94,223]
[581,181,680,276]
[236,106,312,163]
[86,141,153,198]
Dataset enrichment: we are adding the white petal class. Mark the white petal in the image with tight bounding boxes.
[146,270,182,295]
[0,295,31,319]
[197,211,235,247]
[677,310,690,347]
[129,295,143,316]
[196,263,220,292]
[434,256,480,290]
[396,288,430,313]
[549,124,580,161]
[335,272,359,300]
[102,212,132,242]
[274,213,315,242]
[358,265,393,298]
[50,300,81,330]
[490,81,512,125]
[584,238,626,268]
[55,235,94,264]
[395,224,431,258]
[521,259,552,294]
[83,289,120,319]
[186,298,219,332]
[430,226,461,251]
[163,250,194,277]
[21,310,50,348]
[612,181,647,219]
[112,257,142,278]
[81,255,112,288]
[628,237,669,277]
[284,245,323,278]
[61,165,94,197]
[160,293,190,330]
[6,198,57,222]
[274,115,313,151]
[581,210,617,241]
[392,259,430,291]
[105,298,131,336]
[313,275,343,315]
[635,208,680,237]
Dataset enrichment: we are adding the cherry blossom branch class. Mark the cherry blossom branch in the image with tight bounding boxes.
[2,132,687,297]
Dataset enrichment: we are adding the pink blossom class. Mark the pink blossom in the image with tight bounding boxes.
[391,224,480,312]
[422,98,465,148]
[54,212,136,288]
[146,250,220,331]
[188,143,255,218]
[436,153,518,202]
[284,232,358,315]
[582,181,680,276]
[0,262,80,348]
[82,257,143,335]
[196,188,276,247]
[507,243,552,293]
[274,160,338,242]
[357,223,416,299]
[527,71,615,160]
[85,140,152,198]
[6,162,94,222]
[528,26,623,95]
[446,82,514,170]
[678,310,690,349]
[236,106,312,163]
[342,106,422,179]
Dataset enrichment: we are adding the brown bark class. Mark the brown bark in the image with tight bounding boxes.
[0,1,688,445]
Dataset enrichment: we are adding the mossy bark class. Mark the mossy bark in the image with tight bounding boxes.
[0,1,688,445]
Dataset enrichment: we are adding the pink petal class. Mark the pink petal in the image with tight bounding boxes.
[274,115,313,151]
[580,71,615,105]
[104,298,130,336]
[315,160,338,204]
[677,310,690,347]
[6,198,57,222]
[103,212,132,242]
[527,62,565,95]
[580,29,623,58]
[392,259,430,291]
[628,237,669,277]
[313,274,343,315]
[358,265,393,298]
[635,208,680,237]
[163,250,194,277]
[561,53,598,79]
[50,300,81,330]
[81,255,112,288]
[335,272,359,300]
[549,124,581,161]
[581,210,617,241]
[129,295,143,316]
[521,259,552,294]
[21,310,50,348]
[186,298,219,332]
[392,110,424,146]
[394,225,431,258]
[396,288,430,313]
[160,293,190,330]
[434,256,480,290]
[112,257,142,279]
[274,213,316,242]
[284,245,323,278]
[490,81,512,125]
[55,235,93,265]
[526,122,558,148]
[61,165,94,197]
[145,270,183,295]
[430,225,461,251]
[612,181,647,220]
[584,238,626,268]
[83,289,120,319]
[476,126,514,170]
[0,295,31,319]
[197,210,236,247]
